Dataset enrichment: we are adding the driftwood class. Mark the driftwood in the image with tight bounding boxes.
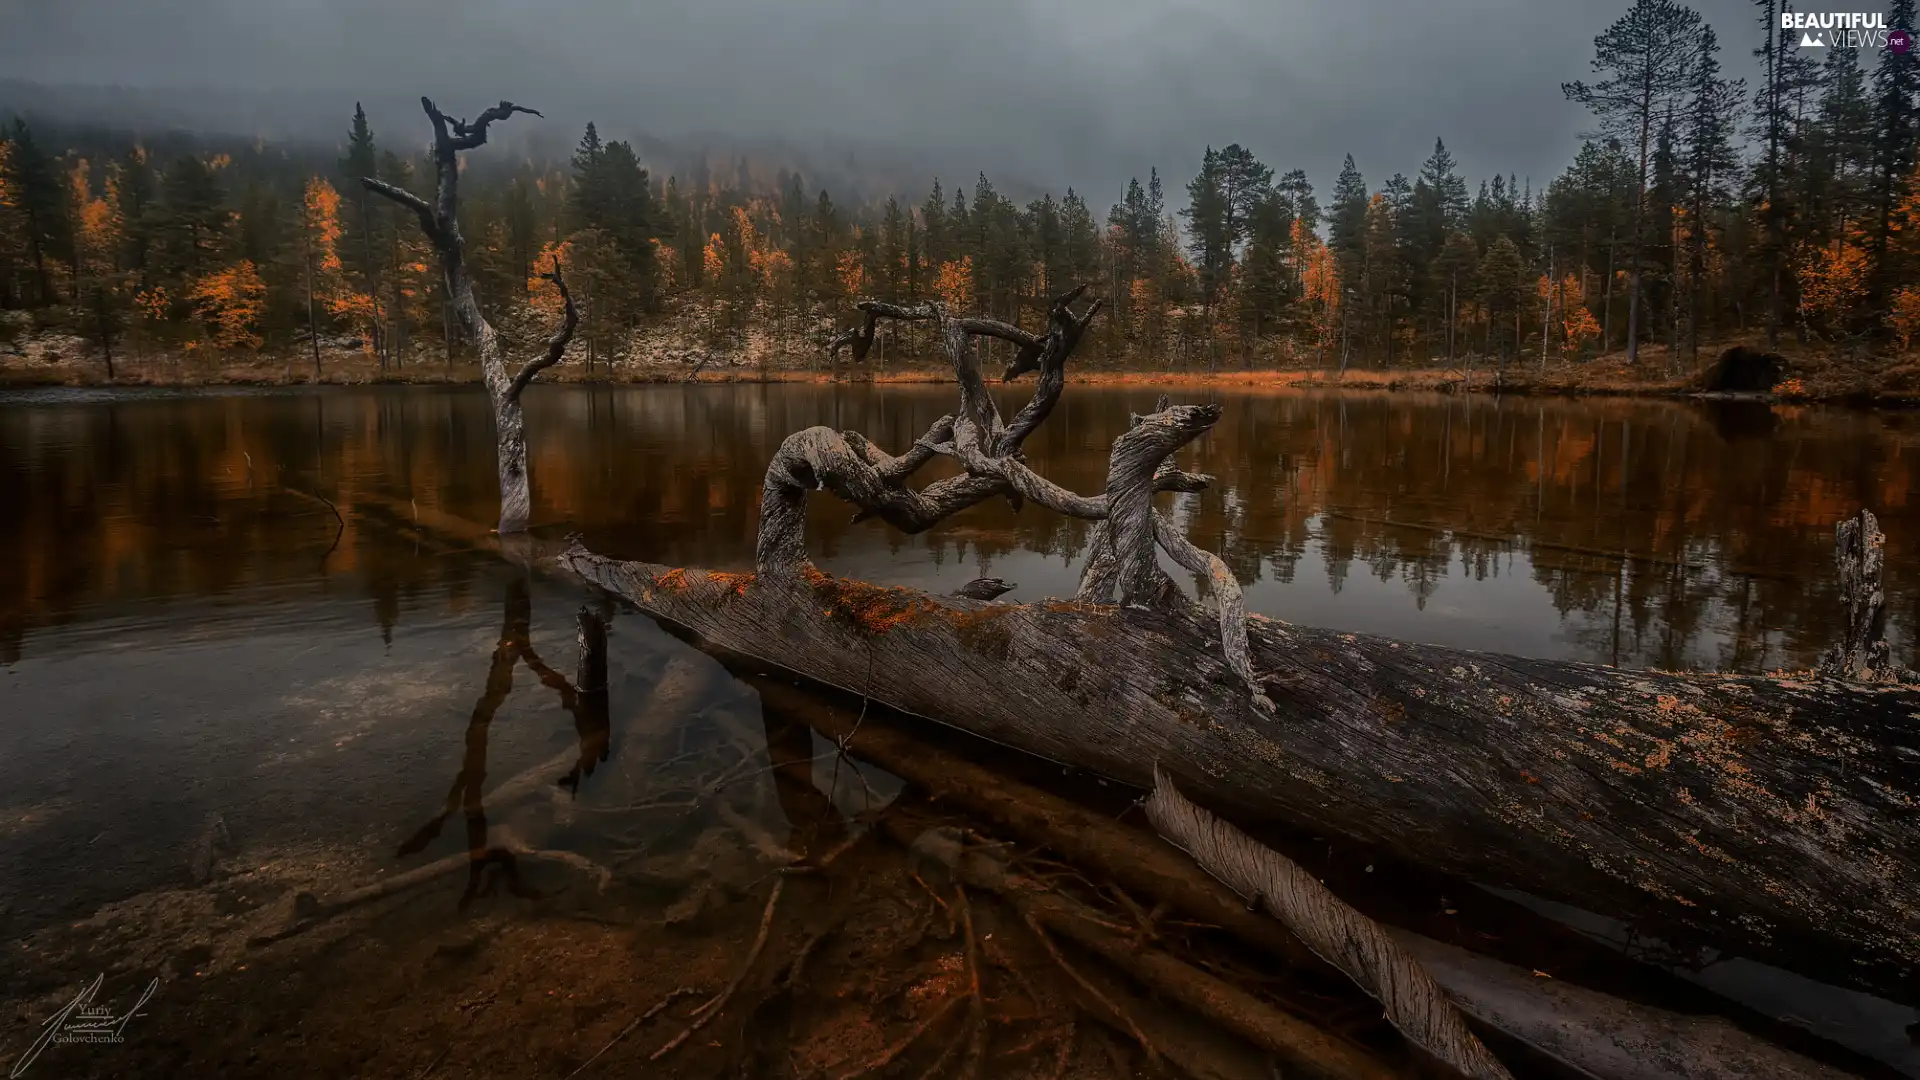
[1146,769,1511,1080]
[898,823,1397,1080]
[1392,934,1855,1080]
[362,98,577,534]
[564,290,1920,1004]
[748,670,1875,1080]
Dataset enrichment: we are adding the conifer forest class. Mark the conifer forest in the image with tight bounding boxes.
[7,1,1920,1078]
[5,0,1920,390]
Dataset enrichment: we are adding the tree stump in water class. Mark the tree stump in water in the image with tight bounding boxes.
[1818,509,1903,683]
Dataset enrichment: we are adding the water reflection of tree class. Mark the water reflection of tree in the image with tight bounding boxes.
[395,573,610,905]
[7,385,1920,671]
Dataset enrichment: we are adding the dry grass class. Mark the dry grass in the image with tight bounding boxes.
[9,330,1920,403]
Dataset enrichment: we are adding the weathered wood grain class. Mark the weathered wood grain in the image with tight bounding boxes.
[362,97,574,534]
[559,546,1920,1005]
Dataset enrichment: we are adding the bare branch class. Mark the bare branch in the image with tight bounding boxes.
[507,256,577,402]
[1154,513,1273,715]
[1106,405,1222,606]
[999,285,1104,452]
[447,101,543,150]
[360,177,438,243]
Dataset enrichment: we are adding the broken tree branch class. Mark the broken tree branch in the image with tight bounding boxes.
[368,94,555,533]
[1145,767,1513,1080]
[359,178,438,244]
[507,256,578,403]
[1818,508,1904,682]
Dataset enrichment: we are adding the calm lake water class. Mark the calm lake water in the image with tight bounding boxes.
[2,383,1916,1078]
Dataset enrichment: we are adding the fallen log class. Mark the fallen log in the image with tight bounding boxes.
[559,550,1920,1003]
[747,672,1879,1080]
[561,288,1920,1004]
[898,823,1399,1080]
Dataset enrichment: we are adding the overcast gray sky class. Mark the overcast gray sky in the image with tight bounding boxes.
[0,0,1796,202]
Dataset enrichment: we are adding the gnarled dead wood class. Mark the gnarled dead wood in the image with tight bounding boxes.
[1818,509,1908,683]
[748,673,1868,1080]
[560,545,1920,1005]
[564,282,1920,1004]
[900,823,1396,1080]
[760,288,1267,710]
[1145,768,1512,1080]
[361,97,576,534]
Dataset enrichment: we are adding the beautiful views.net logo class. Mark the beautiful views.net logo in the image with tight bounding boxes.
[1784,11,1912,50]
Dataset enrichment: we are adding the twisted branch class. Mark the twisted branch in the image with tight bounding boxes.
[1146,769,1514,1080]
[507,256,578,403]
[777,289,1268,709]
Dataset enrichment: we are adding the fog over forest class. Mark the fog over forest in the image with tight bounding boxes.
[1,0,1772,199]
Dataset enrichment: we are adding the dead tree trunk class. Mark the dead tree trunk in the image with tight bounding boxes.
[563,288,1920,1005]
[360,98,577,534]
[1818,509,1905,682]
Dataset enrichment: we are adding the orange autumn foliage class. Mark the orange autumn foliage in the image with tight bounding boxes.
[1299,231,1340,354]
[932,257,973,310]
[1796,236,1870,327]
[303,176,374,332]
[528,239,576,320]
[188,261,268,350]
[1891,286,1920,351]
[836,249,865,299]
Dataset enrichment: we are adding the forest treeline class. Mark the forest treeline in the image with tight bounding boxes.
[4,0,1920,378]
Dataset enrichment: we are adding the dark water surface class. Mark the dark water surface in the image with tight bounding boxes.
[2,384,1917,1077]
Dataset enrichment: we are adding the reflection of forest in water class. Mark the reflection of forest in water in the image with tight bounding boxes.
[3,384,1914,672]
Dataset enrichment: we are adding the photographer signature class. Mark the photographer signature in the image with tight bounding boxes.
[8,974,157,1077]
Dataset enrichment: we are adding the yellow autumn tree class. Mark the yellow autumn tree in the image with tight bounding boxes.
[1795,236,1870,331]
[1891,287,1920,351]
[1300,233,1340,360]
[189,261,268,350]
[932,257,973,310]
[836,249,865,300]
[302,177,372,347]
[69,159,126,370]
[1559,274,1601,355]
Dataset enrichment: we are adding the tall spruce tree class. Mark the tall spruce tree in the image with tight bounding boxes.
[1871,0,1920,297]
[1683,25,1744,357]
[3,120,69,305]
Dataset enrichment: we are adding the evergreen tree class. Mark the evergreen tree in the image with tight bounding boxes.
[156,153,226,286]
[1683,26,1744,357]
[1477,235,1527,364]
[3,119,70,305]
[1059,188,1100,291]
[1871,0,1920,295]
[1564,0,1704,364]
[1183,147,1232,304]
[920,179,948,273]
[1329,154,1370,351]
[339,103,385,356]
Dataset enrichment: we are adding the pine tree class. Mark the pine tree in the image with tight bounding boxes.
[1564,0,1704,364]
[1059,189,1100,292]
[920,179,948,275]
[1329,155,1369,358]
[156,153,226,288]
[3,119,70,305]
[1682,26,1744,358]
[71,159,125,375]
[339,104,386,358]
[1183,147,1231,305]
[877,196,908,301]
[568,122,607,233]
[1477,235,1526,365]
[1871,0,1920,296]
